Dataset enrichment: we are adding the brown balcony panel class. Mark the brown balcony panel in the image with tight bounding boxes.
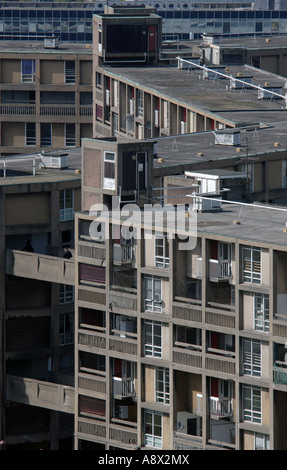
[78,330,106,350]
[109,337,138,356]
[78,419,106,439]
[78,375,106,394]
[205,308,236,329]
[78,287,106,306]
[109,425,138,446]
[109,292,137,311]
[78,242,106,261]
[6,249,74,285]
[6,374,74,414]
[173,303,202,323]
[205,355,236,375]
[173,348,202,369]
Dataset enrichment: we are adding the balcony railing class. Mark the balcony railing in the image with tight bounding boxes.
[0,104,92,118]
[197,394,233,418]
[196,258,232,280]
[274,361,287,385]
[210,396,233,418]
[113,377,135,398]
[113,243,135,264]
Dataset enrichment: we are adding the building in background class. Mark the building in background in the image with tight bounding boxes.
[1,0,287,43]
[0,40,93,156]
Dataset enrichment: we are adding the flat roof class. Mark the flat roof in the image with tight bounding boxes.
[203,35,287,51]
[152,120,287,170]
[102,62,287,128]
[0,40,93,55]
[194,200,287,248]
[0,147,82,186]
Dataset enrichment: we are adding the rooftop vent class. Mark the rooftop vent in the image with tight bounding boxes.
[214,130,240,146]
[41,151,68,169]
[44,36,58,49]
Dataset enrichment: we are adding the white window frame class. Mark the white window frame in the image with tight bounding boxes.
[144,410,162,448]
[65,60,76,84]
[242,338,261,377]
[103,151,115,190]
[242,385,262,424]
[60,188,74,221]
[242,246,261,284]
[254,293,269,332]
[65,123,76,147]
[144,320,162,358]
[21,59,36,83]
[25,122,36,146]
[155,367,170,404]
[144,275,162,313]
[60,284,74,304]
[155,235,169,269]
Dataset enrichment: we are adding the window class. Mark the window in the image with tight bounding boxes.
[65,123,76,146]
[60,284,74,304]
[40,123,52,146]
[255,433,270,450]
[136,89,144,118]
[25,122,36,146]
[243,385,262,424]
[59,313,74,345]
[103,151,115,190]
[144,275,162,312]
[60,188,74,221]
[242,339,261,377]
[65,60,75,84]
[21,59,35,83]
[96,72,103,88]
[254,294,269,332]
[144,410,162,448]
[155,367,170,404]
[242,246,261,284]
[144,321,162,358]
[155,235,169,268]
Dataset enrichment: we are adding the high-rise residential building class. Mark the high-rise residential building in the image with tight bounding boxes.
[0,40,93,156]
[3,3,287,452]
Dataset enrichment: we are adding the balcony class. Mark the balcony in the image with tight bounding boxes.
[113,377,135,398]
[6,249,74,285]
[113,243,135,265]
[0,104,92,118]
[274,361,287,385]
[196,258,232,281]
[6,374,74,414]
[197,394,233,419]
